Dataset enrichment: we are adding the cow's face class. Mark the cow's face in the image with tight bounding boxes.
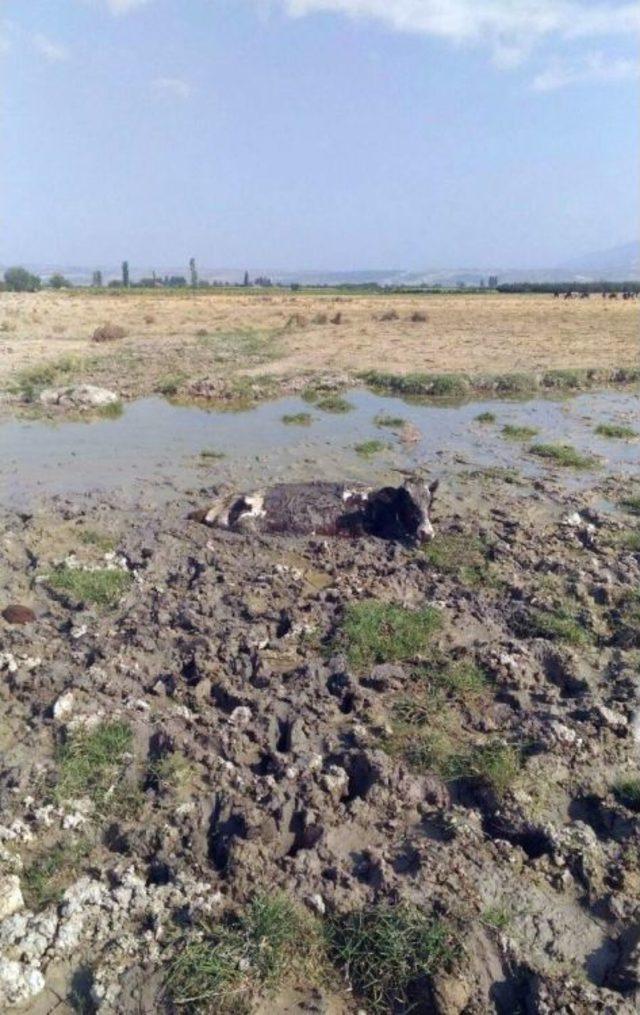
[399,478,439,543]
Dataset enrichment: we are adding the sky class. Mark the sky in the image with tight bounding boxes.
[1,0,639,271]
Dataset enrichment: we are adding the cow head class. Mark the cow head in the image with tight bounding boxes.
[398,477,439,543]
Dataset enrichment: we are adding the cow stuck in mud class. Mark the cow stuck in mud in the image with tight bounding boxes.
[190,478,439,542]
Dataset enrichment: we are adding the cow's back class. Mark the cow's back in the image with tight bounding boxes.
[261,481,348,534]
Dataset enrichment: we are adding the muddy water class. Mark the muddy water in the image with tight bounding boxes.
[1,388,638,508]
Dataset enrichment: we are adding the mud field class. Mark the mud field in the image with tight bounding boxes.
[1,377,640,1014]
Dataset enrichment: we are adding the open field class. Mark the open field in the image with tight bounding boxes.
[0,289,637,406]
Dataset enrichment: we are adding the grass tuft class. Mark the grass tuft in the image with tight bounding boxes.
[166,894,322,1013]
[282,412,312,425]
[326,903,456,1014]
[316,394,353,413]
[157,372,186,396]
[422,534,494,586]
[339,601,441,671]
[22,838,92,910]
[620,496,640,516]
[475,411,496,423]
[374,413,406,428]
[520,606,589,645]
[502,423,539,440]
[56,720,138,816]
[529,443,599,469]
[354,439,387,457]
[46,564,133,607]
[613,778,640,812]
[77,529,116,552]
[595,422,637,439]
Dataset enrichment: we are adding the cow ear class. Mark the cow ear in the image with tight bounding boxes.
[427,478,439,496]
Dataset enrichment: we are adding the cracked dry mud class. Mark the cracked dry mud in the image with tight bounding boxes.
[1,462,640,1014]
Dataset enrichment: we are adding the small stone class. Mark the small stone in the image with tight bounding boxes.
[1,605,36,625]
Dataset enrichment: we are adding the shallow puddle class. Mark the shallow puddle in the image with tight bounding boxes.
[1,388,638,508]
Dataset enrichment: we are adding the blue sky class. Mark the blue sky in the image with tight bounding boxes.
[2,0,639,270]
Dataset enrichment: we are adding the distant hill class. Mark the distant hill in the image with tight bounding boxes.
[2,241,638,287]
[556,241,640,280]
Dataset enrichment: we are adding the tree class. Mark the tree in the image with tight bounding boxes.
[4,267,41,292]
[122,260,130,288]
[189,257,198,288]
[92,270,103,287]
[243,271,250,287]
[49,273,72,289]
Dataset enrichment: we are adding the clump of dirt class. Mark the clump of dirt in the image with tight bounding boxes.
[1,472,640,1012]
[91,323,127,343]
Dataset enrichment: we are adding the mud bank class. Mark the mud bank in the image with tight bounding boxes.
[1,459,640,1012]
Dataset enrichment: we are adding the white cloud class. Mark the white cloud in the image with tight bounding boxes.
[274,1,640,73]
[32,33,69,62]
[152,76,193,99]
[532,52,640,90]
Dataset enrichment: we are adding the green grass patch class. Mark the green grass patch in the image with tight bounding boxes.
[620,496,640,516]
[166,894,323,1013]
[9,357,80,401]
[422,533,494,586]
[521,606,590,645]
[55,720,139,816]
[200,448,226,460]
[491,372,537,394]
[354,439,387,457]
[339,601,441,671]
[475,411,496,423]
[595,423,637,439]
[77,529,116,552]
[481,905,513,930]
[613,778,640,812]
[541,368,585,390]
[326,903,456,1015]
[502,423,539,440]
[22,838,92,910]
[374,413,406,427]
[96,400,123,419]
[362,370,469,398]
[529,443,599,469]
[619,531,640,552]
[282,412,312,425]
[156,372,186,396]
[316,394,353,413]
[46,564,133,607]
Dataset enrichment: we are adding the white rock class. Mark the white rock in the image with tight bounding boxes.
[562,512,583,527]
[0,877,23,921]
[39,384,119,408]
[0,653,18,674]
[53,690,75,721]
[0,959,45,1008]
[307,893,326,915]
[321,765,349,798]
[595,704,628,730]
[229,706,252,727]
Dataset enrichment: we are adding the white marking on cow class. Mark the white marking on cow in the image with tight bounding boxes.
[242,492,266,519]
[342,488,369,503]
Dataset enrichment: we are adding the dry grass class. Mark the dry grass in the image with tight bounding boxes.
[0,289,637,397]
